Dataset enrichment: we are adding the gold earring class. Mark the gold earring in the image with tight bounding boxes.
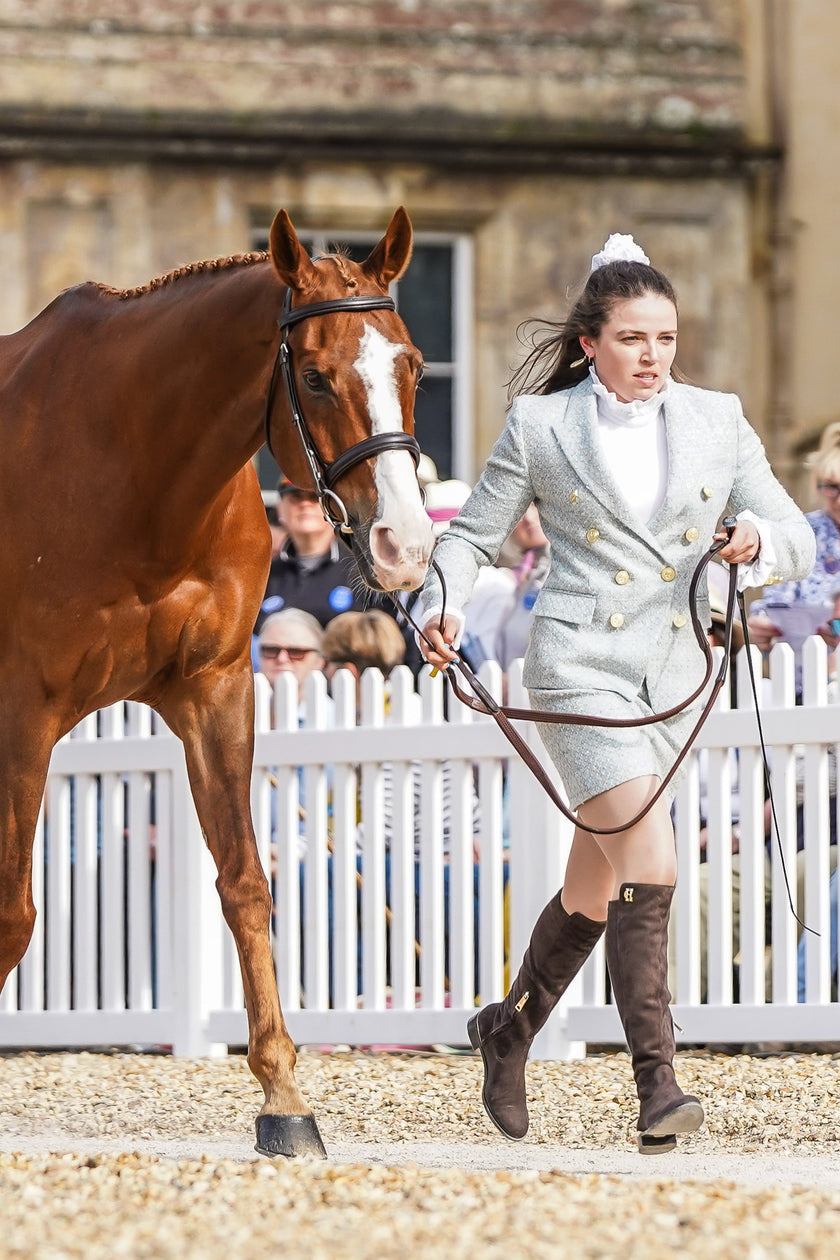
[570,355,587,368]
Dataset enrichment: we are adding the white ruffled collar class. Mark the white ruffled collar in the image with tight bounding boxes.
[589,365,669,428]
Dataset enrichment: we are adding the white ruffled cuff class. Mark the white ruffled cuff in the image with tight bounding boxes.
[733,510,778,591]
[415,605,466,653]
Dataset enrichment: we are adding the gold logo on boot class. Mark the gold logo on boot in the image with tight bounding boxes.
[514,991,530,1013]
[623,886,634,903]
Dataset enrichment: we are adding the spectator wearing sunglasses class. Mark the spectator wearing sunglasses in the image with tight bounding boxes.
[255,479,366,636]
[257,608,325,703]
[255,477,424,676]
[749,421,840,661]
[256,608,331,884]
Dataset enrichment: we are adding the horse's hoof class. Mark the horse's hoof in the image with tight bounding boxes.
[255,1113,328,1159]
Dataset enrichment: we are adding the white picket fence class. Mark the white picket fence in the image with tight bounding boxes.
[0,640,836,1058]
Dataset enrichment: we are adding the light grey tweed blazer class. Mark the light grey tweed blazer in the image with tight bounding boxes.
[421,377,815,719]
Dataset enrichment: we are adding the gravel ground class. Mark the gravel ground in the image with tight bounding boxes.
[0,1048,838,1259]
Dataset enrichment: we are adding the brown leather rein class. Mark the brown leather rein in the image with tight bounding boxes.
[401,518,740,837]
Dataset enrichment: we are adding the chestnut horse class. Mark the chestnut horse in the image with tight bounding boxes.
[0,207,433,1157]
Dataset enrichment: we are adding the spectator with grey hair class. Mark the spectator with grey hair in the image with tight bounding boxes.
[257,607,325,705]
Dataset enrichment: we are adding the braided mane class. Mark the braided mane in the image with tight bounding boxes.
[97,246,361,301]
[98,251,271,300]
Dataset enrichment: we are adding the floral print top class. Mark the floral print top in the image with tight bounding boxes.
[751,510,840,612]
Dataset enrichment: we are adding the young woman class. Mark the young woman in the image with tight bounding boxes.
[418,234,815,1154]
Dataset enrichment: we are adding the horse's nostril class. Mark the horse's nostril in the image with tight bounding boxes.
[370,524,400,570]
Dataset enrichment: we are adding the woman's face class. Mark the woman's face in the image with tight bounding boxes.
[580,292,678,403]
[817,475,840,526]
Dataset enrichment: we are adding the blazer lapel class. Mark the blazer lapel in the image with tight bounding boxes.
[646,384,693,536]
[551,379,625,517]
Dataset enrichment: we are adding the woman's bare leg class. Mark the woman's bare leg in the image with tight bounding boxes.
[574,775,676,891]
[560,828,615,920]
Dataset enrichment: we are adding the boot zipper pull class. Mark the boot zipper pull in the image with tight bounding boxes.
[514,991,530,1013]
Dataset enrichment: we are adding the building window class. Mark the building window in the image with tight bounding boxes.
[252,223,473,495]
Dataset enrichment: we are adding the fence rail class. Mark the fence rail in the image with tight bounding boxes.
[0,639,836,1058]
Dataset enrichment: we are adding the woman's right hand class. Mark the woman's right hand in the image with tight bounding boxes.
[419,615,460,669]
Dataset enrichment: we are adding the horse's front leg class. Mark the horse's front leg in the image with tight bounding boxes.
[156,660,326,1159]
[0,717,57,990]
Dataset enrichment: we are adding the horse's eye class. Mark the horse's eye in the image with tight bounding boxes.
[302,369,325,392]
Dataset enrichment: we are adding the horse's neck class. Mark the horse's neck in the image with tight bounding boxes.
[125,263,281,510]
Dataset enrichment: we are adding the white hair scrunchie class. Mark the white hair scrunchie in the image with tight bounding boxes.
[590,233,650,273]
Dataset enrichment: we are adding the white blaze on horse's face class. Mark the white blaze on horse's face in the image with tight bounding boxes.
[353,323,433,590]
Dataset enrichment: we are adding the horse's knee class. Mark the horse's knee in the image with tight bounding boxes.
[216,863,272,930]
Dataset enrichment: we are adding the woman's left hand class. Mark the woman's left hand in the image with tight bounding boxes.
[713,519,760,565]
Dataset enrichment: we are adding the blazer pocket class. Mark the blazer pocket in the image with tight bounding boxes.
[531,586,597,626]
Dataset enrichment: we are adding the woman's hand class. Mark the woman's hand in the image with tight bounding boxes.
[419,614,460,669]
[747,613,782,652]
[713,518,760,565]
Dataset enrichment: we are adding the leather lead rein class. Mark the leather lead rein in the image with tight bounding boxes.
[401,519,740,836]
[399,518,811,930]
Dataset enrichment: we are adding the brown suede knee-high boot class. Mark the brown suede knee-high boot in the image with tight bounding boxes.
[467,890,605,1140]
[606,882,704,1154]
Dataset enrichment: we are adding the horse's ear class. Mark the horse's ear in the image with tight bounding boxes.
[361,206,413,287]
[269,209,320,293]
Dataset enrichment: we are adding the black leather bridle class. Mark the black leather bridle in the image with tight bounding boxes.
[264,287,421,536]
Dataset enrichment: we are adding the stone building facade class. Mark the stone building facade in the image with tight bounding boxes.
[0,1,833,500]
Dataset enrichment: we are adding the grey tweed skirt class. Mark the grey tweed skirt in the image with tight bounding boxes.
[526,683,702,811]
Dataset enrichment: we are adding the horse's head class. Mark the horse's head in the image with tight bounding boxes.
[266,206,434,594]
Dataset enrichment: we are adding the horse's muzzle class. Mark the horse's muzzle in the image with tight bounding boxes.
[367,519,433,592]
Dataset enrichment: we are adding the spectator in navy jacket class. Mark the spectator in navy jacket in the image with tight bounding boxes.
[255,479,365,634]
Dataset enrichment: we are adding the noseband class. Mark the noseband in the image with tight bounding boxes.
[264,287,421,535]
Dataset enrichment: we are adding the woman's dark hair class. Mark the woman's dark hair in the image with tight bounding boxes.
[507,259,678,402]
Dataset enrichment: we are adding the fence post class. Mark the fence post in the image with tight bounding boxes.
[506,662,578,1060]
[801,636,832,1003]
